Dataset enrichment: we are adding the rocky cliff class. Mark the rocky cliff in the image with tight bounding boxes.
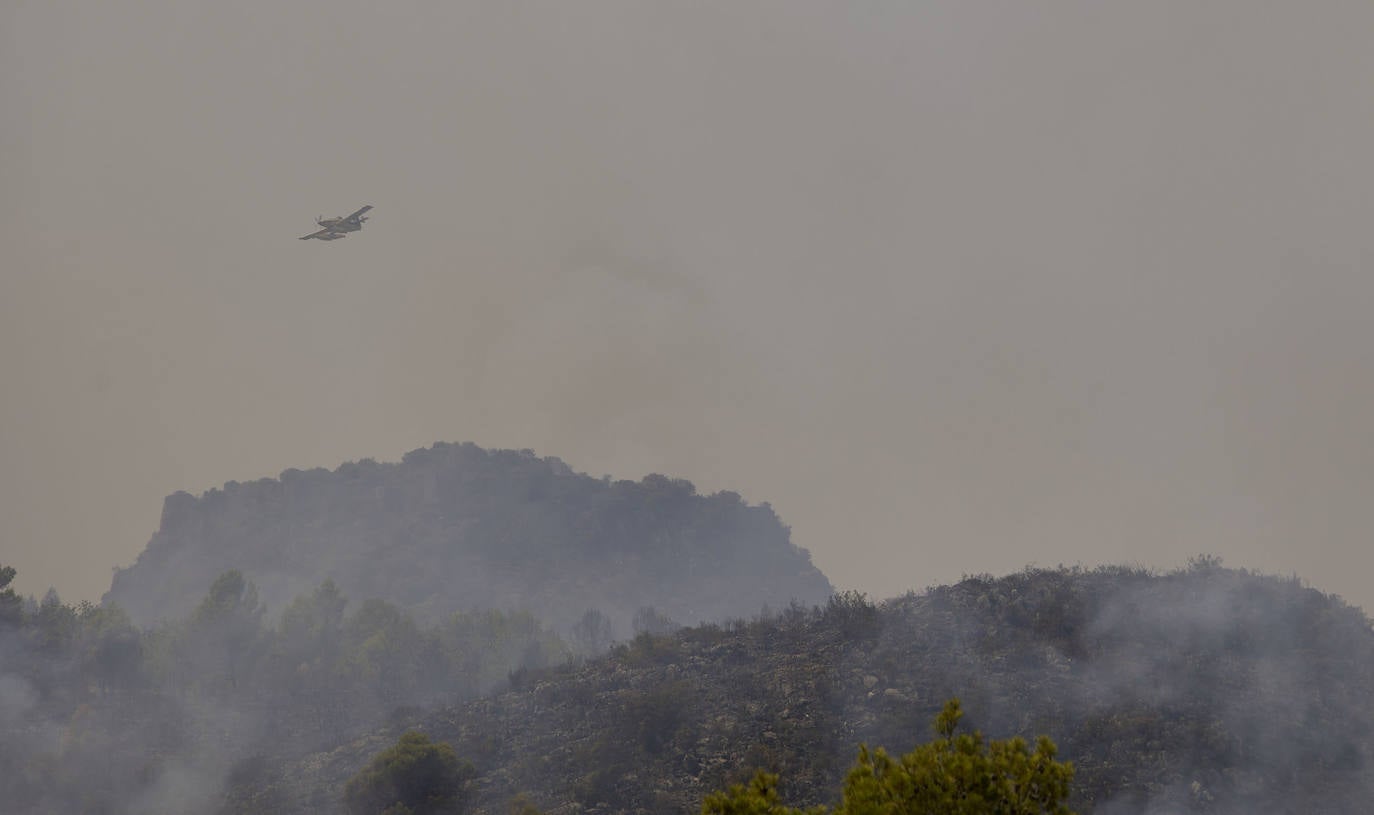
[105,442,832,632]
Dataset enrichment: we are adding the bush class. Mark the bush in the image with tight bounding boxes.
[344,731,475,815]
[823,590,878,639]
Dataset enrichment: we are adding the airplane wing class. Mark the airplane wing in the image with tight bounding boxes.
[299,228,345,240]
[344,205,373,222]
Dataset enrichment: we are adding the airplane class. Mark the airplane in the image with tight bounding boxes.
[299,205,372,240]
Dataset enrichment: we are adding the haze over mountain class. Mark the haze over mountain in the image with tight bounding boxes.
[11,543,1373,813]
[104,442,832,631]
[6,2,1374,614]
[5,445,1372,813]
[7,3,1374,813]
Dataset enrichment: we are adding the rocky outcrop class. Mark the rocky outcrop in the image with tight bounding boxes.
[105,442,832,631]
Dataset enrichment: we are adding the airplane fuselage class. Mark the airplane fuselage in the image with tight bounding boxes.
[317,217,363,233]
[300,205,372,240]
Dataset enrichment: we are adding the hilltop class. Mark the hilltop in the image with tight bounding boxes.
[241,564,1374,815]
[104,442,832,631]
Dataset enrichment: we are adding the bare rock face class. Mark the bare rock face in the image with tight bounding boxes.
[104,442,833,631]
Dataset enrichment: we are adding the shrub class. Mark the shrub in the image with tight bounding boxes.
[344,731,475,815]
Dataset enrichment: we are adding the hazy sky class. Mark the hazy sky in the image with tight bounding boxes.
[4,1,1373,614]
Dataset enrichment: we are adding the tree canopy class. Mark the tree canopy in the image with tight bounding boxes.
[0,563,23,625]
[703,699,1076,815]
[344,731,475,815]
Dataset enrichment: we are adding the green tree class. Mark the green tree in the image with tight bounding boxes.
[570,608,616,656]
[276,578,349,692]
[703,699,1075,815]
[632,605,679,637]
[344,731,475,815]
[34,587,77,651]
[280,578,348,650]
[836,699,1074,815]
[701,771,825,815]
[0,564,23,626]
[343,598,428,707]
[74,601,142,693]
[438,608,567,695]
[185,570,265,692]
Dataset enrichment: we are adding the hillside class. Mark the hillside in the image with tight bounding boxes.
[104,442,832,631]
[240,564,1374,815]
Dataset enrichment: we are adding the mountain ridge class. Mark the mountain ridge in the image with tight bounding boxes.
[105,442,833,632]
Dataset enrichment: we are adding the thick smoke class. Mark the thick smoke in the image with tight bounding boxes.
[855,564,1374,814]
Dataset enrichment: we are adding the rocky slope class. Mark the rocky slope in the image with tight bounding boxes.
[106,442,832,631]
[235,565,1374,815]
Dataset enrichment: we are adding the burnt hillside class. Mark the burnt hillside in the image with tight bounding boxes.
[245,564,1374,815]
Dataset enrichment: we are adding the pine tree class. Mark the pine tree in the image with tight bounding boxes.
[703,699,1076,815]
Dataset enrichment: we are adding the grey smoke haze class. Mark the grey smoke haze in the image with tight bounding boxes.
[3,2,1373,610]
